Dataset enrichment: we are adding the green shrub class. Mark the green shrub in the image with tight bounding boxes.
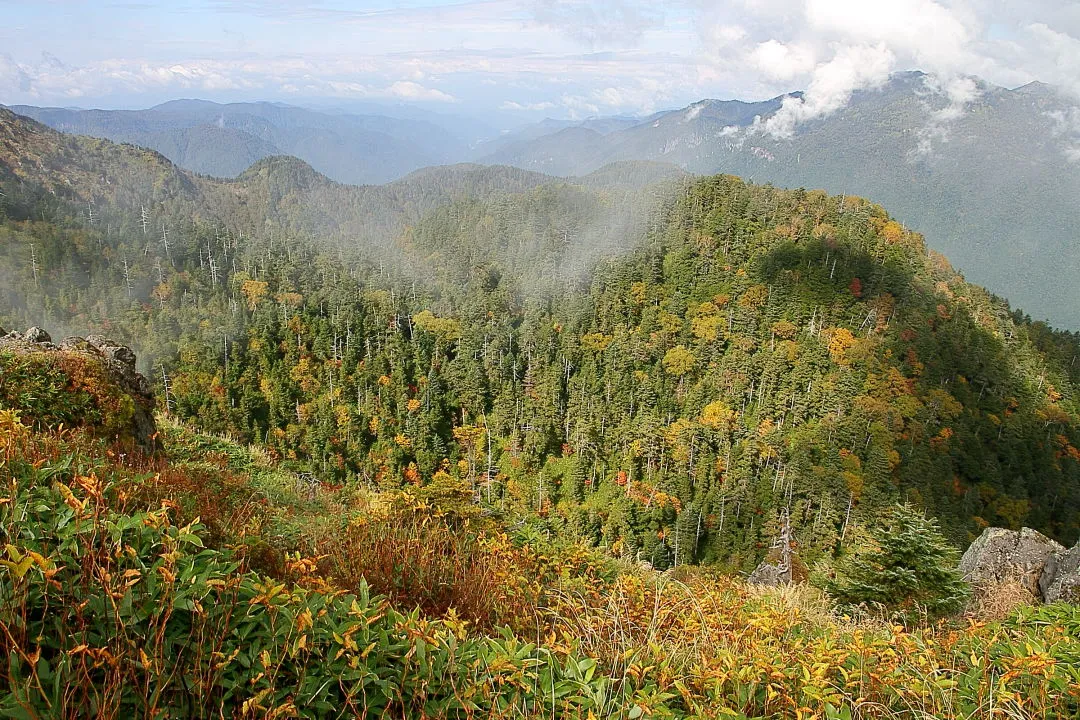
[0,350,134,440]
[825,503,970,621]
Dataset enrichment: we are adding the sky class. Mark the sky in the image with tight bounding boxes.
[1,0,1079,129]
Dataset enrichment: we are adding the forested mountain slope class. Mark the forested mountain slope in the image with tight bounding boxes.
[5,323,1077,719]
[1,108,1079,574]
[479,73,1080,329]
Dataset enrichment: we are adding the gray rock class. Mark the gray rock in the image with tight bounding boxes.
[24,326,51,343]
[87,337,155,448]
[1040,543,1080,604]
[748,560,791,586]
[959,527,1065,598]
[58,336,99,354]
[86,336,136,371]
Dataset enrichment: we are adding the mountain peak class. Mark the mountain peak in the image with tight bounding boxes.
[1012,80,1056,97]
[236,154,333,189]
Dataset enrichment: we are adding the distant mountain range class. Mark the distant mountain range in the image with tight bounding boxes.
[4,99,480,185]
[0,106,669,290]
[6,72,1079,326]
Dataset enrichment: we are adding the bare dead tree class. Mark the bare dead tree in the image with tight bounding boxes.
[30,243,39,286]
[160,365,174,414]
[161,223,172,263]
[122,256,133,299]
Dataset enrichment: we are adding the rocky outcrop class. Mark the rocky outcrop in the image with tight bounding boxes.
[1040,543,1080,604]
[959,527,1065,598]
[0,326,158,450]
[24,326,52,344]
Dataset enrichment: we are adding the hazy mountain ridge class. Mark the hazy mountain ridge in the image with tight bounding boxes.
[5,99,476,185]
[0,108,660,291]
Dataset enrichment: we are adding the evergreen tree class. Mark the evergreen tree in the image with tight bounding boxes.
[825,504,969,621]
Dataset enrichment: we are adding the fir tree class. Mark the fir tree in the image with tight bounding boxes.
[826,503,970,621]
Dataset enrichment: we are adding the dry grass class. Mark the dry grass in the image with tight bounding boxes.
[313,502,543,629]
[966,579,1039,622]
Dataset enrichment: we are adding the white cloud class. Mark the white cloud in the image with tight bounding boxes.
[0,0,1077,133]
[756,42,895,138]
[1047,106,1080,161]
[501,100,557,110]
[693,0,1080,138]
[386,81,456,102]
[556,77,671,118]
[750,40,817,82]
[0,53,460,105]
[804,0,975,70]
[530,0,663,47]
[1023,22,1080,97]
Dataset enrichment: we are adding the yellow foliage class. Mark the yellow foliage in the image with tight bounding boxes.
[700,401,736,430]
[825,327,857,365]
[738,284,769,311]
[452,424,486,449]
[882,220,905,244]
[925,388,963,421]
[275,291,304,307]
[842,470,864,499]
[662,345,696,377]
[289,357,319,393]
[659,312,683,336]
[691,313,722,342]
[690,301,718,317]
[240,279,269,311]
[151,282,172,304]
[412,310,461,342]
[0,409,28,459]
[580,332,613,352]
[770,320,797,340]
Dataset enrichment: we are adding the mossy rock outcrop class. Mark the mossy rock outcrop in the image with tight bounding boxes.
[0,327,158,450]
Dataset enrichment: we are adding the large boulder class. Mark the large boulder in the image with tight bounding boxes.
[959,527,1065,598]
[83,335,157,449]
[1040,543,1080,604]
